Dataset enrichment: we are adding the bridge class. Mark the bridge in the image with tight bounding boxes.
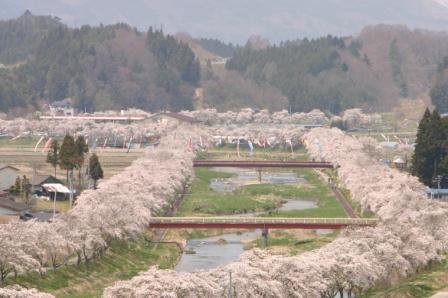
[193,160,334,168]
[149,217,377,247]
[149,217,377,230]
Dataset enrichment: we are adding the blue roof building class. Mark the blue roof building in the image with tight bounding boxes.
[426,188,448,201]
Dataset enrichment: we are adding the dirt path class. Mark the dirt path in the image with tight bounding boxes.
[151,183,190,242]
[314,170,357,218]
[331,185,357,218]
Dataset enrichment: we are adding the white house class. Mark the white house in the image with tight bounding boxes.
[0,165,19,191]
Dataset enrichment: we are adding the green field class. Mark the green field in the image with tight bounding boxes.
[178,167,346,218]
[177,168,279,216]
[6,233,180,298]
[198,144,309,160]
[361,257,448,298]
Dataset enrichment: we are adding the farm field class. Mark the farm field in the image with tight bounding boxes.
[0,137,144,181]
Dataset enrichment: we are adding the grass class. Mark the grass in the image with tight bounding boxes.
[7,232,180,298]
[199,144,309,161]
[34,199,71,213]
[177,168,279,216]
[360,257,448,298]
[0,137,39,148]
[324,169,376,218]
[247,229,338,255]
[259,169,346,218]
[178,167,347,218]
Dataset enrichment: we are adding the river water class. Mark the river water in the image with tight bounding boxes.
[175,167,325,272]
[210,167,306,192]
[0,206,17,215]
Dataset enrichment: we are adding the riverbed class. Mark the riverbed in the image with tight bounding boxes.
[209,167,306,192]
[175,167,324,272]
[0,206,17,215]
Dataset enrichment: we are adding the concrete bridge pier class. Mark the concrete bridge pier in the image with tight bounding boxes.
[257,168,262,183]
[261,228,269,248]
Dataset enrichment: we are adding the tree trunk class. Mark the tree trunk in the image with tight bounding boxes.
[54,165,57,178]
[78,167,82,190]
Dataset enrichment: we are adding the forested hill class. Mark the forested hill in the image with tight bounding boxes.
[0,13,200,113]
[2,13,448,115]
[0,10,61,64]
[226,25,448,113]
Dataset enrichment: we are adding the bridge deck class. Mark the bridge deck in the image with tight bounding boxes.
[193,160,334,168]
[149,217,377,230]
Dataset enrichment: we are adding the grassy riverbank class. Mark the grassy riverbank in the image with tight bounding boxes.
[178,166,346,218]
[6,233,180,298]
[199,144,309,160]
[178,168,281,216]
[361,257,448,298]
[174,162,345,256]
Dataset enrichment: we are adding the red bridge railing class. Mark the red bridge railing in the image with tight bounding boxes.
[149,217,377,230]
[193,160,334,168]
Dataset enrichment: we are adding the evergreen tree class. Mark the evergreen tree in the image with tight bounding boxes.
[9,176,21,194]
[74,135,89,189]
[430,80,448,114]
[89,153,103,189]
[46,140,60,178]
[411,109,448,187]
[59,134,76,183]
[427,111,445,182]
[21,175,32,206]
[411,108,433,185]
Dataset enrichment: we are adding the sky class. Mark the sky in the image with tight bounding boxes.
[2,0,448,43]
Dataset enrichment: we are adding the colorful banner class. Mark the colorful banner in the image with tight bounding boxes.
[127,136,133,153]
[236,138,240,158]
[42,138,52,152]
[34,136,45,152]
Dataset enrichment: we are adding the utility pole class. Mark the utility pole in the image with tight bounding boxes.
[434,175,443,190]
[228,270,233,298]
[69,170,74,208]
[53,190,57,219]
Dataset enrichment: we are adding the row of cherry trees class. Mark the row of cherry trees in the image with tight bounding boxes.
[0,124,206,297]
[102,127,448,298]
[0,118,165,140]
[181,108,379,128]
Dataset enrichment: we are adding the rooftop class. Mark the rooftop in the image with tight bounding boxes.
[150,112,199,124]
[0,165,19,171]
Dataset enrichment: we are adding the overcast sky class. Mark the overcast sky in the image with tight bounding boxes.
[2,0,448,43]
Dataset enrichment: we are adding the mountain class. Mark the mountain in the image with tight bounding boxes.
[2,13,448,114]
[225,24,448,113]
[0,14,201,113]
[2,0,448,43]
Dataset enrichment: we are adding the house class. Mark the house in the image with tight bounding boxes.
[426,188,448,201]
[42,183,72,201]
[149,112,199,125]
[0,165,19,191]
[48,98,75,116]
[32,175,64,195]
[391,157,407,169]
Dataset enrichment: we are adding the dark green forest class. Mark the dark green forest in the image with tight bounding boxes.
[0,12,199,113]
[0,10,61,64]
[195,38,237,57]
[226,37,376,113]
[2,12,448,114]
[411,108,448,188]
[430,57,448,114]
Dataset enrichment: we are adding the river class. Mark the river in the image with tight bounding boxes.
[0,206,17,215]
[175,167,325,272]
